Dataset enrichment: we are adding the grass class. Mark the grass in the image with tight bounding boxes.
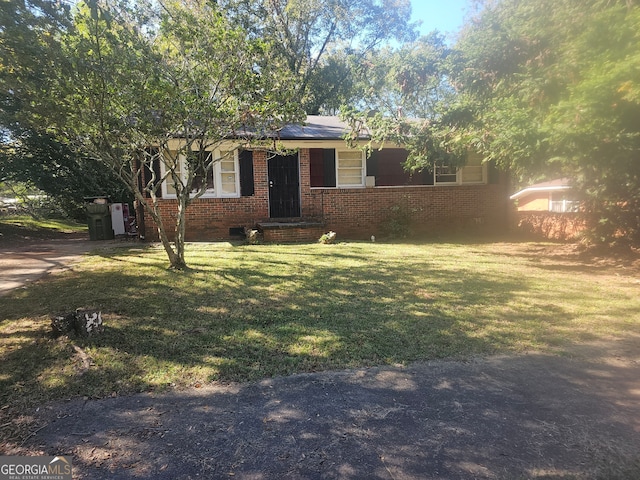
[1,239,639,447]
[0,214,87,241]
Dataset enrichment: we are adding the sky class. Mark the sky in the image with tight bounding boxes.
[409,0,472,40]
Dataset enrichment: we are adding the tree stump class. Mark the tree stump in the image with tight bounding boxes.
[75,309,104,337]
[51,312,77,336]
[51,309,104,337]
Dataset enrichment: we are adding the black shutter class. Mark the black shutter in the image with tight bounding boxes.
[152,156,162,197]
[323,148,336,187]
[488,160,500,184]
[239,150,254,196]
[367,150,378,178]
[423,167,434,185]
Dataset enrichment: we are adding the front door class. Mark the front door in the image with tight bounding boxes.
[268,154,301,218]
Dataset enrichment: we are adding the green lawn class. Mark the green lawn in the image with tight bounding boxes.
[0,215,87,241]
[1,240,639,443]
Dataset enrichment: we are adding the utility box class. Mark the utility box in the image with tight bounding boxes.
[110,203,126,236]
[85,197,115,241]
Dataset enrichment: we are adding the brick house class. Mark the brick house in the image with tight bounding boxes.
[140,116,510,242]
[510,178,578,213]
[510,178,585,241]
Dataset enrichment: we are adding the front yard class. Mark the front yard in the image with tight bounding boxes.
[1,240,639,446]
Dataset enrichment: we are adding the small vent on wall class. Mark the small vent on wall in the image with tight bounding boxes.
[229,227,246,237]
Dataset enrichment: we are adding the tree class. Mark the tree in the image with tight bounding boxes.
[0,0,125,219]
[217,0,418,113]
[455,0,640,245]
[59,0,303,268]
[0,0,70,130]
[0,129,128,219]
[341,32,473,172]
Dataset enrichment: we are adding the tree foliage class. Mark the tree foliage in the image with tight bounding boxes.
[0,130,127,219]
[456,0,640,244]
[0,0,70,130]
[56,0,303,268]
[341,32,472,172]
[0,1,105,218]
[217,0,418,113]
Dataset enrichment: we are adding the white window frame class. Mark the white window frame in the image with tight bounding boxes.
[549,192,580,213]
[460,153,487,185]
[432,161,488,186]
[161,149,240,199]
[434,164,459,185]
[336,149,365,188]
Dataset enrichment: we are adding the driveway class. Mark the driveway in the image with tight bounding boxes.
[22,338,640,479]
[0,238,101,296]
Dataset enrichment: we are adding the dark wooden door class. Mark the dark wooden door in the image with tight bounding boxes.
[268,154,300,218]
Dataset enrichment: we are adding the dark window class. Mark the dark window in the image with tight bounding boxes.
[371,149,408,186]
[369,149,430,186]
[191,151,214,193]
[424,167,434,185]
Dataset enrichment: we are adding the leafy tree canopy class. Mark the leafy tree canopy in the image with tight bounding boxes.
[217,0,418,113]
[349,0,640,245]
[55,0,304,268]
[0,0,127,218]
[456,0,640,244]
[0,129,128,219]
[341,32,472,172]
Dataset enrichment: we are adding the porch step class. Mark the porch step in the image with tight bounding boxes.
[257,220,326,243]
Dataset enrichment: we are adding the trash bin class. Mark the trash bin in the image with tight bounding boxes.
[86,198,115,241]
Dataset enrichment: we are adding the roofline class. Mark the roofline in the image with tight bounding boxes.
[510,184,571,200]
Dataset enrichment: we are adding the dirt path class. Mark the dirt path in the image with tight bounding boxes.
[24,337,640,479]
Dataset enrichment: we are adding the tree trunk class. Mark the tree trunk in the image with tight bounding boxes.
[133,189,188,270]
[174,195,189,269]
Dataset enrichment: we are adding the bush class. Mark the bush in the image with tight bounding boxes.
[382,204,411,239]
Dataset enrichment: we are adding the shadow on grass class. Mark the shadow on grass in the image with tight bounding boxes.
[1,241,638,423]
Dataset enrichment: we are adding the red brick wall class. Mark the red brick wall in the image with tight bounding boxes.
[142,148,510,241]
[262,226,326,243]
[142,150,270,241]
[308,184,509,239]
